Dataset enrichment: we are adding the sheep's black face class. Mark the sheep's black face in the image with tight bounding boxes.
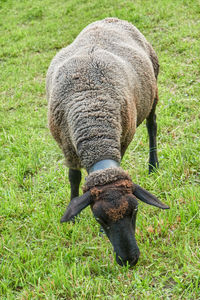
[91,184,140,267]
[60,178,169,267]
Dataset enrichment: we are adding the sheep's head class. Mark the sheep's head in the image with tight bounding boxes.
[90,180,140,266]
[60,169,169,267]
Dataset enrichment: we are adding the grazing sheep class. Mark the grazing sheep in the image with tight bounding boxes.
[46,18,169,267]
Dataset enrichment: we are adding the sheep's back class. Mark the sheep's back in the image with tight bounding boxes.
[46,18,158,168]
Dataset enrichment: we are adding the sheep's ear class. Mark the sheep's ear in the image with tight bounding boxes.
[60,191,92,223]
[132,184,170,209]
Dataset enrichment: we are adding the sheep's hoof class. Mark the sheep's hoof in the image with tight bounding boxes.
[149,162,159,174]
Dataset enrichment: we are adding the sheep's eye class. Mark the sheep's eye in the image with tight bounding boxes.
[95,216,107,226]
[96,218,110,231]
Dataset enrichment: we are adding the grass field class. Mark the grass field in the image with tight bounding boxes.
[0,0,200,298]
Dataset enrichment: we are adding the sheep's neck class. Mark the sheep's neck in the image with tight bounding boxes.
[88,159,120,174]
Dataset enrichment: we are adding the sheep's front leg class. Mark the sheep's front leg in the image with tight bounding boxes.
[69,169,81,200]
[146,101,159,173]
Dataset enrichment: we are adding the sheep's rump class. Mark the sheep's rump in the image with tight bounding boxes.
[46,18,159,170]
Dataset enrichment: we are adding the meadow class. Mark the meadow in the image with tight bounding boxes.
[0,0,199,298]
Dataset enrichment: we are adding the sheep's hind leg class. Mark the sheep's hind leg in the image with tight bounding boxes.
[146,100,159,174]
[69,169,81,200]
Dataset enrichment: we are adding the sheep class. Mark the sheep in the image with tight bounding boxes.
[46,18,169,267]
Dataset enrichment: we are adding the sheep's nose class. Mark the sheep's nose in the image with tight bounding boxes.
[116,251,140,267]
[128,256,139,267]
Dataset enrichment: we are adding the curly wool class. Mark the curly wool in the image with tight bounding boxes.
[83,167,132,192]
[47,18,159,170]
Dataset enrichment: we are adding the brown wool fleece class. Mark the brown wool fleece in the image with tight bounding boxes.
[83,167,132,192]
[46,18,159,170]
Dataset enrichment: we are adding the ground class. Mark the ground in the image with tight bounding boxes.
[0,0,200,298]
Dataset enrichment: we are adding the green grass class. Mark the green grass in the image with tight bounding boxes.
[0,0,200,298]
